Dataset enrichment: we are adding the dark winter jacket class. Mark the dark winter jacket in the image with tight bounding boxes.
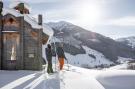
[45,48,52,63]
[0,1,3,14]
[56,47,66,59]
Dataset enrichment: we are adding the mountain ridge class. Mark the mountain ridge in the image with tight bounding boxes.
[46,21,135,67]
[116,36,135,49]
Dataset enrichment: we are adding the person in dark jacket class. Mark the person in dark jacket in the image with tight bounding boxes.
[56,44,67,70]
[45,44,53,74]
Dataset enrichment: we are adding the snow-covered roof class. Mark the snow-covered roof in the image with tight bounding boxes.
[2,8,54,37]
[2,8,23,17]
[9,1,31,10]
[43,24,54,37]
[2,31,18,33]
[24,14,43,29]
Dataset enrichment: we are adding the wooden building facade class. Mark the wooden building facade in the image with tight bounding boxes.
[0,1,52,70]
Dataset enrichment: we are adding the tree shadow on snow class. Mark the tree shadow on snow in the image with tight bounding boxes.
[0,70,43,89]
[44,75,60,89]
[14,73,43,89]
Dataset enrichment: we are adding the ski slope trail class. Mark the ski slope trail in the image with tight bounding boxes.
[43,65,105,89]
[44,72,60,89]
[59,65,105,89]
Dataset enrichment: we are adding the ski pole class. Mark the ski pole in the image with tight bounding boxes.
[53,37,58,72]
[53,37,56,72]
[66,58,70,71]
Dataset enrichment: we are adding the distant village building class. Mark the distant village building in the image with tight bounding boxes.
[0,1,53,70]
[128,60,135,70]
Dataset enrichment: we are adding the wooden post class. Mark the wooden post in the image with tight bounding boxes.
[38,14,42,25]
[0,15,2,70]
[0,1,3,70]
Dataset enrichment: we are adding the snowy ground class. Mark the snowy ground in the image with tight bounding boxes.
[0,64,135,89]
[109,63,129,70]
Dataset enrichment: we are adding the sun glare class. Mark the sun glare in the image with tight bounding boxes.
[78,4,101,27]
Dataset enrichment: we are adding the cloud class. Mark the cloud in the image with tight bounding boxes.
[38,9,78,23]
[107,16,135,26]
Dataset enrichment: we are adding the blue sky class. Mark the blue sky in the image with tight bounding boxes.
[3,0,135,39]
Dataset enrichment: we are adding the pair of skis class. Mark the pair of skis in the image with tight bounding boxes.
[66,59,70,71]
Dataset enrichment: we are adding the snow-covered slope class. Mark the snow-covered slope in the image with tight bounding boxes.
[1,65,135,89]
[109,63,129,70]
[117,57,134,63]
[65,46,114,68]
[117,36,135,48]
[48,21,75,31]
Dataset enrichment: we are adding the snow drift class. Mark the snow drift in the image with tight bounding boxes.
[96,70,135,89]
